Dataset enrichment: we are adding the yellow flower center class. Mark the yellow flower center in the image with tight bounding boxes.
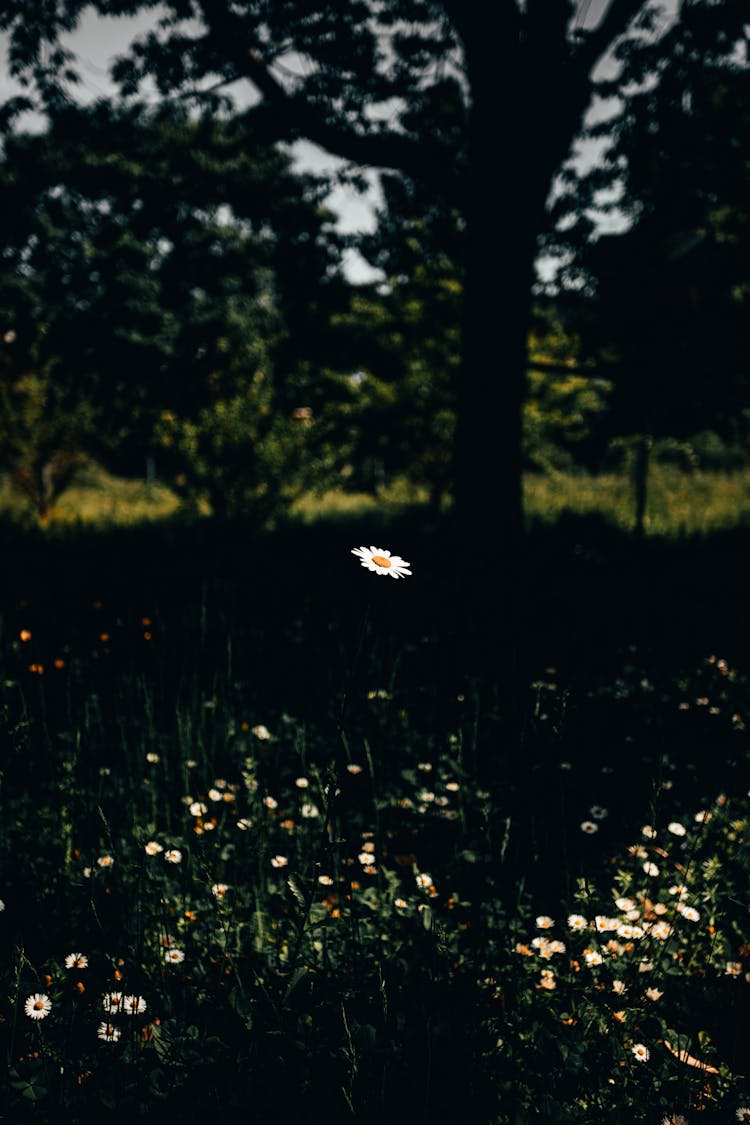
[372,555,391,568]
[34,1001,44,1010]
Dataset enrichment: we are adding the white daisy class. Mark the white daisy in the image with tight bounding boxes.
[102,992,123,1014]
[535,915,555,929]
[590,805,608,820]
[595,916,619,933]
[211,883,229,897]
[97,854,114,868]
[346,764,363,775]
[736,1108,750,1121]
[164,849,182,864]
[189,802,208,816]
[567,914,588,931]
[97,1022,121,1042]
[676,904,700,922]
[144,841,163,855]
[667,821,686,836]
[24,993,52,1020]
[236,818,253,830]
[271,855,288,868]
[580,821,598,834]
[615,897,636,912]
[164,949,185,964]
[583,949,603,967]
[318,874,334,886]
[123,995,147,1015]
[301,803,319,818]
[650,921,672,940]
[351,546,412,579]
[632,1043,650,1062]
[642,861,660,877]
[251,724,271,740]
[64,953,89,970]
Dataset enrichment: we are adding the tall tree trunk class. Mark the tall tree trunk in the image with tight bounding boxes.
[453,19,541,690]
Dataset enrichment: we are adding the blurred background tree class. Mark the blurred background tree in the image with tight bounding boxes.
[0,103,347,520]
[0,0,748,563]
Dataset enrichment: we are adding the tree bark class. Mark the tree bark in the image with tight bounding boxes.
[453,14,545,686]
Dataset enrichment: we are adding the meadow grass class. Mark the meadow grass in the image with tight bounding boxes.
[5,463,750,537]
[1,574,750,1123]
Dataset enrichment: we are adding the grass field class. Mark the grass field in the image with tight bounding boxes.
[4,463,750,537]
[1,517,750,1122]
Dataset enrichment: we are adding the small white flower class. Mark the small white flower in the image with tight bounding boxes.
[346,763,363,775]
[567,914,587,931]
[102,992,123,1014]
[583,949,603,967]
[538,969,556,990]
[642,861,660,877]
[726,961,742,976]
[164,949,185,964]
[97,855,114,868]
[416,873,433,888]
[301,803,319,818]
[632,1043,650,1062]
[351,545,412,579]
[97,1021,121,1042]
[676,904,700,922]
[24,993,52,1020]
[645,987,663,1001]
[736,1108,750,1122]
[535,915,554,929]
[64,953,88,970]
[595,916,619,933]
[580,821,598,834]
[295,777,309,789]
[615,897,636,912]
[317,874,334,886]
[189,802,208,816]
[641,825,657,839]
[146,752,159,764]
[211,883,229,897]
[668,821,686,837]
[123,995,147,1015]
[251,724,271,740]
[236,818,253,830]
[650,921,671,940]
[145,841,163,855]
[612,979,626,994]
[590,805,608,820]
[164,849,182,864]
[263,796,278,810]
[208,788,222,802]
[271,855,288,868]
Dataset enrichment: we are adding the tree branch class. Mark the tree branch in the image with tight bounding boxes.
[192,2,455,188]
